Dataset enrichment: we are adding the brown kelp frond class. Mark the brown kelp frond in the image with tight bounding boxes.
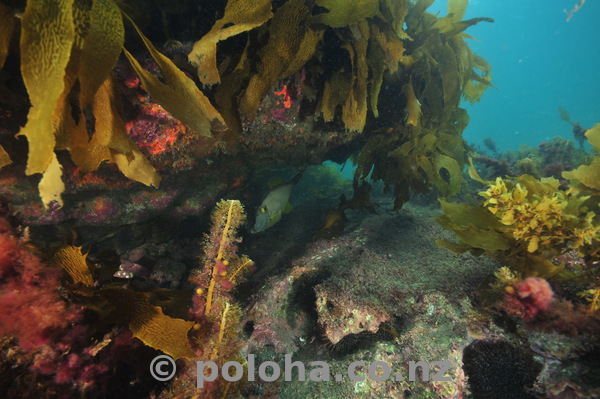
[122,13,226,137]
[187,0,273,86]
[1,0,164,207]
[18,0,76,176]
[239,0,323,119]
[98,288,196,360]
[52,243,196,360]
[312,0,379,28]
[2,0,493,212]
[334,0,493,208]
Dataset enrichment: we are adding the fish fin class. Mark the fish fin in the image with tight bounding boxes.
[290,170,304,185]
[269,211,281,225]
[284,202,293,214]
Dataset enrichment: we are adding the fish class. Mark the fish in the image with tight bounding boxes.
[251,171,303,233]
[312,207,346,240]
[312,180,377,241]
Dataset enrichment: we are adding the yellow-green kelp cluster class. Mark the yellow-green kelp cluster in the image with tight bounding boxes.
[0,0,230,206]
[0,0,492,211]
[438,124,600,310]
[352,0,493,209]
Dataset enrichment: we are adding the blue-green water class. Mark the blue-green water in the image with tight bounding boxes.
[431,0,600,151]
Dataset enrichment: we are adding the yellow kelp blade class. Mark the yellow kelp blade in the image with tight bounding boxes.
[112,148,161,188]
[341,21,370,133]
[563,158,600,191]
[39,152,65,208]
[68,117,111,173]
[318,71,352,122]
[18,0,76,175]
[187,0,273,86]
[95,76,160,187]
[52,0,91,151]
[51,244,95,289]
[123,16,226,137]
[585,123,600,151]
[91,75,137,155]
[0,144,12,169]
[463,53,493,104]
[434,153,462,197]
[401,83,422,127]
[378,0,409,40]
[99,287,196,360]
[239,0,320,119]
[313,0,379,28]
[467,156,492,185]
[368,23,409,117]
[69,75,160,187]
[448,0,468,22]
[78,0,125,109]
[55,0,124,151]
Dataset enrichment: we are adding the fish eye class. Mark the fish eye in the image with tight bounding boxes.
[261,206,267,213]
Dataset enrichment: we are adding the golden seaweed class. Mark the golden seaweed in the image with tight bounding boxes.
[318,70,352,122]
[563,124,600,190]
[368,23,409,117]
[463,53,493,104]
[0,145,11,170]
[563,159,600,191]
[51,244,95,289]
[584,123,600,151]
[448,0,468,22]
[18,0,76,175]
[239,0,320,119]
[349,0,492,208]
[78,0,124,108]
[379,0,409,39]
[313,0,379,28]
[123,16,226,137]
[99,287,196,360]
[187,0,273,86]
[38,153,66,208]
[340,21,370,132]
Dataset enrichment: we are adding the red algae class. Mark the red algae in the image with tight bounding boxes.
[0,216,79,349]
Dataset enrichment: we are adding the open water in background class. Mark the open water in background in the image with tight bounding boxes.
[430,0,600,151]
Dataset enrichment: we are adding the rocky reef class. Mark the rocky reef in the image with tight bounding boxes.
[0,1,599,398]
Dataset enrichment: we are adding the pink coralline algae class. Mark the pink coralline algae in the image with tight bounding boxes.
[503,277,555,320]
[30,327,137,393]
[15,200,66,225]
[125,106,185,156]
[72,196,120,224]
[131,189,178,210]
